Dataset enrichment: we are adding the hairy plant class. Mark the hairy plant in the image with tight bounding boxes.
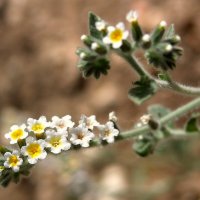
[0,11,200,187]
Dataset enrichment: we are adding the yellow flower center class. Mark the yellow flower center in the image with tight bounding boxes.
[110,29,123,42]
[77,132,84,140]
[104,130,111,136]
[49,137,62,148]
[11,129,24,140]
[27,143,42,158]
[8,155,19,167]
[58,122,65,128]
[31,123,45,133]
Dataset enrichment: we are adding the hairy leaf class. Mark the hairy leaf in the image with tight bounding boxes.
[128,77,158,105]
[164,24,175,39]
[89,12,102,39]
[185,114,200,133]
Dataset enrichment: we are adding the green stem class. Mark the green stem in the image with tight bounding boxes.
[160,97,200,124]
[117,53,152,79]
[91,97,200,146]
[119,53,200,96]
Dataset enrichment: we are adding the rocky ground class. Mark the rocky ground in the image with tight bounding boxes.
[0,0,200,199]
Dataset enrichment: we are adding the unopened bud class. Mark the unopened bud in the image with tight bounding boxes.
[80,52,87,59]
[95,20,106,31]
[126,10,138,23]
[91,42,99,50]
[81,34,87,41]
[160,21,167,28]
[142,34,151,42]
[165,44,173,52]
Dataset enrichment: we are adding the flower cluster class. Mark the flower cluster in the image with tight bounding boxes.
[0,113,119,183]
[77,11,183,79]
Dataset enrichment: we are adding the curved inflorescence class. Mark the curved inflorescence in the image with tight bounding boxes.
[0,112,119,186]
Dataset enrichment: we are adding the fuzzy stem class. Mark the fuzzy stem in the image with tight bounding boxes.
[91,97,200,147]
[119,53,200,96]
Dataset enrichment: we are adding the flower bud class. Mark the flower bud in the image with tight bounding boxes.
[127,11,143,42]
[151,21,167,44]
[91,42,107,55]
[80,34,93,47]
[141,34,151,49]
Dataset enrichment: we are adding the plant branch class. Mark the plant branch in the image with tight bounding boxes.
[88,97,200,148]
[119,53,200,96]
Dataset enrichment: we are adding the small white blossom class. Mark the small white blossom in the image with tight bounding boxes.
[79,115,99,130]
[21,137,47,164]
[126,10,138,23]
[95,20,106,31]
[70,125,94,147]
[27,116,49,135]
[140,114,151,125]
[51,115,74,132]
[5,124,28,144]
[98,121,119,143]
[4,150,23,172]
[160,21,167,28]
[103,22,129,49]
[142,34,151,42]
[46,129,71,154]
[109,111,117,123]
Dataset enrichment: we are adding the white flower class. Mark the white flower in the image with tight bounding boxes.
[98,121,119,143]
[5,124,28,144]
[140,114,151,125]
[27,116,49,135]
[21,137,47,164]
[46,129,71,154]
[51,115,74,131]
[95,20,106,31]
[103,22,129,49]
[109,111,117,122]
[4,150,23,172]
[126,10,138,23]
[70,125,95,147]
[79,115,99,130]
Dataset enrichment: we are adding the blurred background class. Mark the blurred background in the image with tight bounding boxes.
[0,0,200,199]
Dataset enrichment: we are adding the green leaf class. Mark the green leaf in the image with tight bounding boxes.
[133,134,157,157]
[164,24,175,39]
[0,171,12,187]
[148,104,171,118]
[148,104,174,128]
[89,12,102,39]
[78,57,110,79]
[130,21,143,42]
[157,73,168,81]
[128,77,158,105]
[151,24,166,44]
[185,114,200,133]
[145,43,183,70]
[12,172,20,184]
